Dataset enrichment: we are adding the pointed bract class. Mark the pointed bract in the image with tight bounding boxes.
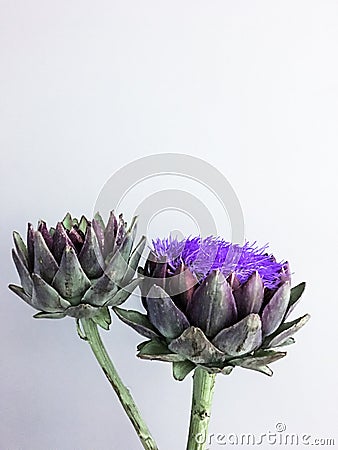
[52,222,70,264]
[81,274,118,307]
[38,221,53,251]
[122,236,147,285]
[265,314,310,348]
[94,212,105,230]
[31,273,71,312]
[168,326,226,364]
[137,339,185,362]
[33,231,59,283]
[66,303,100,319]
[227,272,241,290]
[8,284,32,305]
[92,217,105,255]
[106,217,138,283]
[103,211,118,258]
[68,227,84,252]
[52,244,91,303]
[234,271,264,318]
[13,231,29,268]
[62,212,73,230]
[172,360,195,381]
[285,282,306,319]
[33,311,66,319]
[261,281,291,336]
[167,264,198,312]
[27,223,35,271]
[230,351,287,376]
[12,250,33,295]
[106,278,142,307]
[213,314,262,356]
[92,306,111,330]
[187,270,237,338]
[114,307,160,339]
[78,224,104,278]
[146,285,190,339]
[78,215,88,235]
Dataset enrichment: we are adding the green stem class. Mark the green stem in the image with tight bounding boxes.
[186,367,216,450]
[80,318,158,450]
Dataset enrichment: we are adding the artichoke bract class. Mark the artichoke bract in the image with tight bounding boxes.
[115,236,309,379]
[9,212,145,329]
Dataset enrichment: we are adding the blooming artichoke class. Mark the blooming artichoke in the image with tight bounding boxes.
[9,212,145,329]
[115,236,309,379]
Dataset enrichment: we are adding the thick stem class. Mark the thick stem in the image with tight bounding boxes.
[80,318,158,450]
[186,367,216,450]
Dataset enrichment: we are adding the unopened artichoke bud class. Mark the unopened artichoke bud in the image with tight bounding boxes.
[115,236,309,379]
[9,212,146,329]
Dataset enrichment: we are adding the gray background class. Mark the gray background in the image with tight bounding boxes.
[1,1,337,449]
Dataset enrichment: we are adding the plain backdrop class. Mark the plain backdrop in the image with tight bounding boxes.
[1,1,337,449]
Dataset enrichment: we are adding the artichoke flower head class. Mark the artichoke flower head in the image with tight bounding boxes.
[9,212,145,329]
[115,236,309,380]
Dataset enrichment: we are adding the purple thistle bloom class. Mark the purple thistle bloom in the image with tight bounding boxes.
[115,234,309,380]
[151,236,287,289]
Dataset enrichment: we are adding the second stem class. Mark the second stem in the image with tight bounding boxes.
[80,318,158,450]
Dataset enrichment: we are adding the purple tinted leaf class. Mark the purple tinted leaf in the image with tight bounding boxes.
[92,217,105,255]
[94,212,105,229]
[68,227,84,253]
[78,224,104,279]
[187,270,238,338]
[104,211,118,258]
[52,222,70,264]
[167,264,198,312]
[27,223,35,271]
[115,214,126,248]
[34,231,59,283]
[261,281,291,336]
[146,285,190,339]
[38,220,53,251]
[234,271,264,318]
[227,272,241,290]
